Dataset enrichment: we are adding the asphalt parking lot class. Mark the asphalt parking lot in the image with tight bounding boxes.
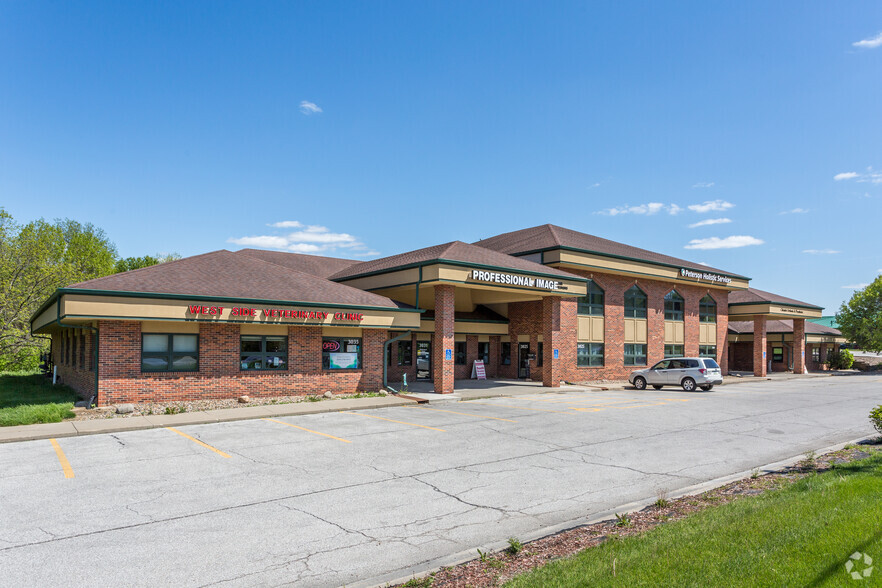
[0,375,879,587]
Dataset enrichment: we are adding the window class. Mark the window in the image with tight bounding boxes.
[664,344,684,358]
[624,285,647,318]
[71,333,77,368]
[240,336,287,370]
[79,334,86,369]
[624,343,647,366]
[398,340,413,366]
[537,342,543,366]
[651,360,670,370]
[811,346,820,362]
[577,280,604,315]
[141,334,199,372]
[454,341,466,365]
[323,338,362,370]
[577,342,604,366]
[772,347,784,363]
[477,342,490,364]
[501,342,511,365]
[702,358,720,369]
[664,290,684,321]
[699,295,717,323]
[699,345,717,358]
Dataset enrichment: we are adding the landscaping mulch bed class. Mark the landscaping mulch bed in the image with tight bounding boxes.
[396,441,881,588]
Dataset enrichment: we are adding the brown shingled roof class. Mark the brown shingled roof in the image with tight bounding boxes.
[235,249,359,279]
[729,287,822,310]
[330,241,581,281]
[67,250,402,308]
[728,319,841,336]
[473,224,748,279]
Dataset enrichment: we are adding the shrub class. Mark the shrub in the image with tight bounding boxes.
[826,349,854,370]
[870,405,882,435]
[507,537,524,555]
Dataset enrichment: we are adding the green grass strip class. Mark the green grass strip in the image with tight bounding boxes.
[0,371,79,426]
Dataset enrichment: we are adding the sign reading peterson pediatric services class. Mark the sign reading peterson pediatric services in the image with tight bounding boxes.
[469,270,562,291]
[679,268,732,285]
[187,304,364,322]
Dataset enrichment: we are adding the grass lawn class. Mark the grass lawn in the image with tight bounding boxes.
[0,372,79,426]
[507,452,882,587]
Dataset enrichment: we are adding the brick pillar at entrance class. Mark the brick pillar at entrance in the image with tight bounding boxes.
[753,315,768,377]
[433,284,455,393]
[542,297,562,387]
[793,318,806,374]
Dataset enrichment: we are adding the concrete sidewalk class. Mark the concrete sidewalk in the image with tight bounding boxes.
[0,395,419,444]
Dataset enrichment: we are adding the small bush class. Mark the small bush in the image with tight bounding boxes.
[870,405,882,435]
[614,512,632,528]
[507,537,524,555]
[826,349,854,370]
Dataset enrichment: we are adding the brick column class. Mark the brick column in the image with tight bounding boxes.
[684,292,700,357]
[489,336,500,378]
[793,318,806,374]
[433,284,455,394]
[753,315,767,377]
[542,297,562,387]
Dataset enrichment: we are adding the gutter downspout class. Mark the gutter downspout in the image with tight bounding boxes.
[50,296,100,408]
[384,331,413,393]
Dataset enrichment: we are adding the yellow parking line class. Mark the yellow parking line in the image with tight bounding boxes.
[469,402,577,415]
[611,402,669,409]
[262,418,351,443]
[49,439,74,479]
[342,411,446,432]
[409,406,517,423]
[166,427,231,458]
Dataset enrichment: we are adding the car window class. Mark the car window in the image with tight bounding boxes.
[651,360,670,370]
[685,359,700,368]
[669,360,683,369]
[703,358,720,369]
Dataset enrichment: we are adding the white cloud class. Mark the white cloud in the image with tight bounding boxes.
[598,202,681,216]
[299,100,323,115]
[853,32,882,49]
[687,199,735,213]
[228,221,376,256]
[689,218,732,228]
[692,182,715,188]
[587,182,601,189]
[668,204,683,215]
[834,168,882,183]
[802,249,840,255]
[842,283,869,290]
[780,208,809,215]
[684,235,764,250]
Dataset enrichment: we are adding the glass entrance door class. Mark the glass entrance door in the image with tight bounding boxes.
[518,342,531,379]
[416,340,431,380]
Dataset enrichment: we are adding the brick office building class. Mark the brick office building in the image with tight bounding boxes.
[31,224,838,406]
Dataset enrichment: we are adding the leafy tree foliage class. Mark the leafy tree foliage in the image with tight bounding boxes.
[0,209,117,369]
[837,276,882,354]
[115,253,181,273]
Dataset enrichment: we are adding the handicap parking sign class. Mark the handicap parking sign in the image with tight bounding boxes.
[445,348,452,361]
[553,348,559,359]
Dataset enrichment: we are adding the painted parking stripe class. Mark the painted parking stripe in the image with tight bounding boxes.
[408,406,518,423]
[468,402,577,416]
[342,411,446,432]
[262,418,351,443]
[166,427,231,458]
[49,438,74,479]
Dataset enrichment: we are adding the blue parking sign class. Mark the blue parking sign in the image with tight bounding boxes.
[445,348,452,361]
[553,348,559,359]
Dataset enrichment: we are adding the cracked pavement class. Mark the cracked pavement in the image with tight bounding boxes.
[0,375,879,587]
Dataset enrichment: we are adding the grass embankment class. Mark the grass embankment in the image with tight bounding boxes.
[507,451,882,587]
[0,372,78,426]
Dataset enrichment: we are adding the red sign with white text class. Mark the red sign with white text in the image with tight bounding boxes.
[187,304,364,322]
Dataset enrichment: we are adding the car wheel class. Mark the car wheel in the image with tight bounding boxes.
[633,376,647,390]
[700,384,713,391]
[681,377,696,392]
[652,385,663,390]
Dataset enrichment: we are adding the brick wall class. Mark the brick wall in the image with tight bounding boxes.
[52,328,96,400]
[95,320,387,406]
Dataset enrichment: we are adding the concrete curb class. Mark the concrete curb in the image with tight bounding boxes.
[0,396,419,444]
[361,433,878,588]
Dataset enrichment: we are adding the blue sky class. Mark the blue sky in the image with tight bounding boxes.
[1,1,880,313]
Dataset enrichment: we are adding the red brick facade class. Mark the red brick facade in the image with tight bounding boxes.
[52,328,96,400]
[433,284,456,394]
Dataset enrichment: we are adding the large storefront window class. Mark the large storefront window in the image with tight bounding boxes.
[699,295,717,323]
[664,344,684,358]
[142,334,199,372]
[454,342,466,365]
[322,338,362,370]
[478,342,490,364]
[699,345,717,358]
[577,342,604,366]
[398,340,412,366]
[624,286,647,318]
[624,343,647,366]
[501,342,511,365]
[664,290,684,321]
[577,280,605,316]
[537,342,543,366]
[240,336,287,370]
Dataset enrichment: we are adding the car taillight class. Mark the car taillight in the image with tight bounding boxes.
[699,368,707,375]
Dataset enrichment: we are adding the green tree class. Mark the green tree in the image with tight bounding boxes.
[115,252,181,273]
[0,209,117,370]
[837,276,882,353]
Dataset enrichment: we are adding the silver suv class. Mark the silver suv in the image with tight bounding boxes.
[629,357,723,392]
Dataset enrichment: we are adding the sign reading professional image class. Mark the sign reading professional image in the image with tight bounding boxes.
[470,270,562,291]
[679,268,732,284]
